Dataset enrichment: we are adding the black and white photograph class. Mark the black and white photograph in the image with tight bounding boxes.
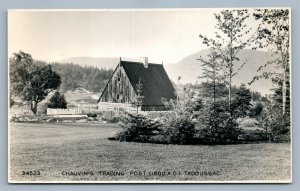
[8,8,291,183]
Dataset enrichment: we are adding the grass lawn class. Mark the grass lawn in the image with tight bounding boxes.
[9,122,291,182]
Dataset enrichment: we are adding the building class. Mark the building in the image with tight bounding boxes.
[97,58,176,112]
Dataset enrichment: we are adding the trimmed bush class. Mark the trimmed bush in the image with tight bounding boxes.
[115,113,162,143]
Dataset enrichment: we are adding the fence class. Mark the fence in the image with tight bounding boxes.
[10,108,32,115]
[46,108,97,115]
[98,102,138,113]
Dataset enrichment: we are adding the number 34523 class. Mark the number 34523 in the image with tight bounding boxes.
[21,171,41,176]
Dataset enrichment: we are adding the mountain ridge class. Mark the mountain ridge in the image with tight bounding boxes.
[164,49,278,95]
[58,49,279,94]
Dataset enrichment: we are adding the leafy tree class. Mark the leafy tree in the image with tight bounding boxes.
[257,98,290,142]
[232,84,252,118]
[10,51,34,98]
[190,97,204,114]
[199,9,252,126]
[272,80,290,122]
[47,91,68,109]
[199,10,252,113]
[9,51,61,114]
[161,85,203,120]
[250,9,290,125]
[260,79,291,135]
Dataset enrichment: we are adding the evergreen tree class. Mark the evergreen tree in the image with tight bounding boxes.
[200,100,241,143]
[47,91,68,109]
[37,61,114,92]
[249,102,264,119]
[198,47,227,102]
[232,84,252,118]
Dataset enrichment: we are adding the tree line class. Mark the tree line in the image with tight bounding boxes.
[35,60,113,92]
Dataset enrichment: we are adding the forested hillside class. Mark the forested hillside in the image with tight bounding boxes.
[35,60,113,92]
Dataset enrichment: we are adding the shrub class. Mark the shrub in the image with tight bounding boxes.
[256,101,290,142]
[238,117,258,128]
[163,115,196,144]
[148,134,170,144]
[272,133,290,143]
[47,91,68,109]
[238,129,268,142]
[86,113,97,118]
[107,116,123,123]
[115,113,162,143]
[114,113,196,145]
[197,100,242,143]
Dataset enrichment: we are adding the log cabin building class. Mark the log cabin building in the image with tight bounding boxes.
[97,58,176,112]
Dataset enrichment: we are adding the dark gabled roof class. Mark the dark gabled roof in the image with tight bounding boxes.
[121,61,176,106]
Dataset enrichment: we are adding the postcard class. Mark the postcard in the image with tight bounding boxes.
[8,8,291,183]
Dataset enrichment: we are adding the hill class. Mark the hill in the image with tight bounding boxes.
[34,60,114,93]
[164,49,279,95]
[51,63,113,93]
[59,57,120,70]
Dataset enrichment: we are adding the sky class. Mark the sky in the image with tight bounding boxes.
[7,9,285,95]
[8,9,232,64]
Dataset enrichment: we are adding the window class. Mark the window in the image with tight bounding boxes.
[117,94,119,99]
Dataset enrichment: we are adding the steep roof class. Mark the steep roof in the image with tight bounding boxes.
[121,61,176,106]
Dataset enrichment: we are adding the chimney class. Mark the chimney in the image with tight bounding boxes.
[142,57,148,68]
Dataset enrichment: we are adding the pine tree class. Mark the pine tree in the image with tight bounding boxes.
[198,47,226,102]
[47,91,68,109]
[232,84,252,118]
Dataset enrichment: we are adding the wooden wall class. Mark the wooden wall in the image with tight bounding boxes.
[99,64,136,104]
